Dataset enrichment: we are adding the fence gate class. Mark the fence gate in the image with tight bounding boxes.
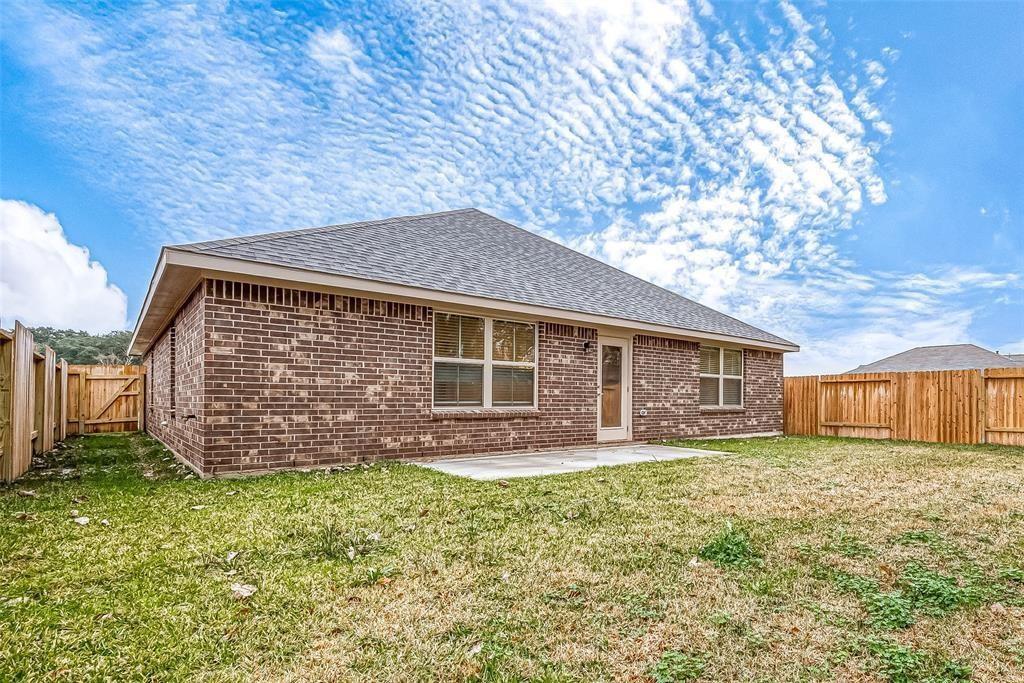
[66,365,145,435]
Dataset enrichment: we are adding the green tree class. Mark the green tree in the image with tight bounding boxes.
[29,328,139,365]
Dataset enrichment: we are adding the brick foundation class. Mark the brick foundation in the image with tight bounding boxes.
[143,279,784,475]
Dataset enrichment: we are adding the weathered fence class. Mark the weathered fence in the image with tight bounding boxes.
[1,323,68,482]
[1,322,144,482]
[784,368,1024,446]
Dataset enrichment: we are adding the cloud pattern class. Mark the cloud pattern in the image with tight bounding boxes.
[4,0,1018,371]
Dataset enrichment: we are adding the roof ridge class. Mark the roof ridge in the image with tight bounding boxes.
[478,211,796,346]
[174,207,479,252]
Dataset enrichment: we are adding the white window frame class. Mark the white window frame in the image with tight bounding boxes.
[432,313,539,409]
[699,346,744,408]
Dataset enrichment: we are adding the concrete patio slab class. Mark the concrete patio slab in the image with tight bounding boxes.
[418,443,726,480]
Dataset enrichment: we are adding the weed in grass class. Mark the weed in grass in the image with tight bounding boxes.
[356,566,397,587]
[622,592,665,621]
[898,563,986,616]
[894,530,959,558]
[649,650,707,683]
[697,523,762,570]
[999,566,1024,584]
[832,571,915,630]
[826,532,875,559]
[308,522,383,561]
[709,612,766,649]
[866,638,971,683]
[833,562,992,630]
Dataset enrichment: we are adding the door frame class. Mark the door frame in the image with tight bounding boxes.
[596,335,631,442]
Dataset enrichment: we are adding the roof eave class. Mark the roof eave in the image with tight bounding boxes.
[131,248,800,355]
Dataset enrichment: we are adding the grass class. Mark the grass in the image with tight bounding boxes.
[1,433,1022,682]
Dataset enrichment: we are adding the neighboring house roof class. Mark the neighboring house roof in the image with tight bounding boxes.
[845,344,1024,374]
[130,208,798,354]
[1008,354,1024,363]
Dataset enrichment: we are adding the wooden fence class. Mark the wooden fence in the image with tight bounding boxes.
[67,364,144,435]
[1,322,144,482]
[783,368,1024,446]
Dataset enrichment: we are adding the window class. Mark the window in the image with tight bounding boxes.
[699,345,742,407]
[433,313,536,408]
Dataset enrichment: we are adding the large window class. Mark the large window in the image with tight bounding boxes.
[699,346,743,408]
[433,313,536,408]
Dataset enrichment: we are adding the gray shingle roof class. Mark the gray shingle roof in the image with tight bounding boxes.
[846,344,1024,374]
[173,208,795,347]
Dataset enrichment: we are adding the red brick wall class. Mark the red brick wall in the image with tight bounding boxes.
[631,335,783,440]
[143,286,206,471]
[200,280,599,475]
[144,279,784,475]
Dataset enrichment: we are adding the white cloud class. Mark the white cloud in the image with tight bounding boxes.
[6,1,1013,374]
[0,200,127,332]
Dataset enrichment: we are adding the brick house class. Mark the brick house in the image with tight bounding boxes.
[130,209,798,476]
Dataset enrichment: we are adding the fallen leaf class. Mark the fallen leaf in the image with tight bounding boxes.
[346,547,357,561]
[100,519,110,526]
[225,490,239,496]
[497,480,511,488]
[73,517,90,526]
[69,509,80,517]
[16,490,38,499]
[466,641,483,657]
[14,512,36,522]
[5,597,30,606]
[375,576,393,586]
[226,551,239,563]
[190,505,207,511]
[367,532,382,542]
[230,583,257,600]
[688,557,701,567]
[418,508,430,517]
[991,603,1007,615]
[402,524,416,532]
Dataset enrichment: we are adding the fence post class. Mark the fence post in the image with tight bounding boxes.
[58,360,68,441]
[78,367,87,435]
[979,368,987,445]
[0,330,11,482]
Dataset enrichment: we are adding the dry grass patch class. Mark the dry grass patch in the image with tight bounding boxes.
[1,434,1021,682]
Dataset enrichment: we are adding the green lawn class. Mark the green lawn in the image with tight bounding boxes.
[1,433,1022,682]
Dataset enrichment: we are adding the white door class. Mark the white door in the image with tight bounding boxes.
[597,336,630,442]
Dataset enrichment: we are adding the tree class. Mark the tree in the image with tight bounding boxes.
[29,328,139,365]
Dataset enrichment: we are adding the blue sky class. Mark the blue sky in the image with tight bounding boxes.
[1,0,1021,374]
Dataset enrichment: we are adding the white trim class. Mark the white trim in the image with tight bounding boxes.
[597,336,631,442]
[699,346,744,408]
[432,312,538,409]
[129,249,799,355]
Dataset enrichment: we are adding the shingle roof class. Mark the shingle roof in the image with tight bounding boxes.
[846,344,1024,374]
[173,208,795,347]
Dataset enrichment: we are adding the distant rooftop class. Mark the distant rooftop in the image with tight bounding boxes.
[846,344,1024,374]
